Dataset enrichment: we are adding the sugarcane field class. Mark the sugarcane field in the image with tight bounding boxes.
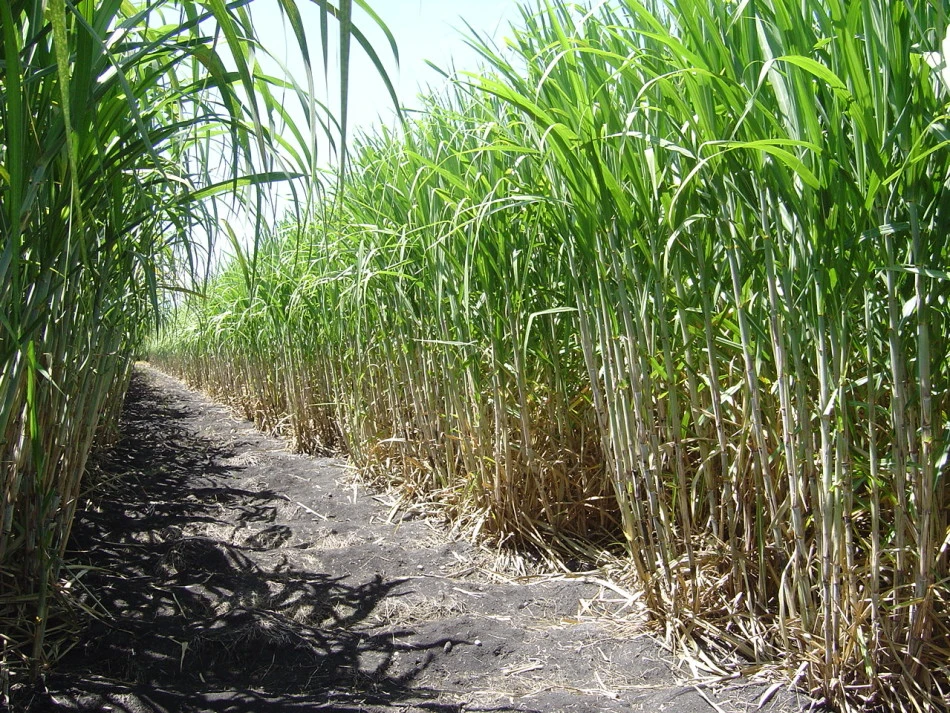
[1,1,948,712]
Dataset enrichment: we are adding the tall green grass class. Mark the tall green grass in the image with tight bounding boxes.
[153,0,950,709]
[0,0,388,672]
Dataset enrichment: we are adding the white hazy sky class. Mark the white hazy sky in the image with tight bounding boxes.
[253,0,524,133]
[211,1,526,259]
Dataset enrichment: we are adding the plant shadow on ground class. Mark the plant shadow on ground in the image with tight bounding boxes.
[18,374,490,713]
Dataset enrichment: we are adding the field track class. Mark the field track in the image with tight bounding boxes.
[11,366,810,713]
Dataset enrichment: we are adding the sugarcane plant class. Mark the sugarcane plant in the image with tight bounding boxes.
[0,0,396,673]
[151,0,950,710]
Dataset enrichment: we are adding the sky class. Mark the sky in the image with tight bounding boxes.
[339,0,521,126]
[208,0,525,255]
[253,0,523,138]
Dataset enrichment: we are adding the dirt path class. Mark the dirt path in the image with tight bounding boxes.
[14,366,812,712]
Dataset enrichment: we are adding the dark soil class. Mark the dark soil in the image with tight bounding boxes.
[9,366,814,712]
